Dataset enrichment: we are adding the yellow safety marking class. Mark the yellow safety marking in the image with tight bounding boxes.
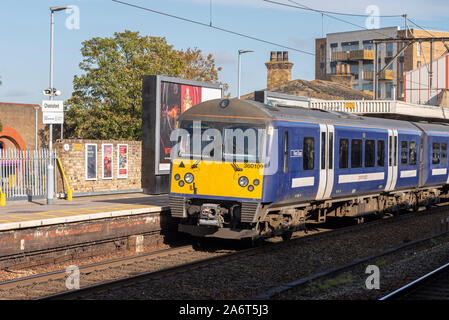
[32,213,60,218]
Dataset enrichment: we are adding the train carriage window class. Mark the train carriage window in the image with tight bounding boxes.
[389,136,392,166]
[409,141,417,166]
[377,140,385,167]
[283,131,289,173]
[351,139,362,168]
[303,137,314,170]
[394,136,398,166]
[442,143,447,165]
[321,132,326,170]
[329,132,334,169]
[432,142,440,165]
[365,140,375,168]
[339,139,349,169]
[401,141,408,166]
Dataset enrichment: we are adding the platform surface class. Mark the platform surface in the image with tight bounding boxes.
[0,193,169,231]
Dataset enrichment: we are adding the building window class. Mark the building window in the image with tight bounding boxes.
[386,83,393,99]
[432,142,440,164]
[363,83,373,91]
[409,141,417,165]
[365,140,375,168]
[401,141,408,165]
[351,139,362,168]
[377,140,385,167]
[417,42,421,57]
[417,61,421,68]
[339,139,349,169]
[386,43,394,57]
[303,137,314,170]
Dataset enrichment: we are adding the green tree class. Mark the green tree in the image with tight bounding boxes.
[64,30,224,140]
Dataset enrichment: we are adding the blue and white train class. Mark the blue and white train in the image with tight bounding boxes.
[169,98,449,240]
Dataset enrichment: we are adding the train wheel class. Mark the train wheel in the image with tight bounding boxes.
[281,231,293,242]
[411,194,419,212]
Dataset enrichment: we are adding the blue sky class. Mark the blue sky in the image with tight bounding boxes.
[1,0,449,105]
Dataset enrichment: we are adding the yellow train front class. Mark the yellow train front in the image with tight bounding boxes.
[168,98,271,240]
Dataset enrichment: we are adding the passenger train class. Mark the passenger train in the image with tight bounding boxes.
[169,98,449,241]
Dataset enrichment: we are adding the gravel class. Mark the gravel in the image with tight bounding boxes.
[78,207,449,300]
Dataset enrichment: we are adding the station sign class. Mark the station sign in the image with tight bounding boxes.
[43,112,64,124]
[42,100,64,112]
[42,100,64,124]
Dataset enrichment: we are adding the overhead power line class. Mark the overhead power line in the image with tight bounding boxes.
[266,0,403,18]
[111,0,315,56]
[265,0,402,39]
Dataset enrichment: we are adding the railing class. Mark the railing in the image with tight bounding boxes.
[0,149,57,200]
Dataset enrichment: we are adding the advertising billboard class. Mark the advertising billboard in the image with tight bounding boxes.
[142,75,223,194]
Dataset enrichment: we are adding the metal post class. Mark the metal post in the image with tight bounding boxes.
[238,52,241,99]
[47,9,55,205]
[430,40,433,94]
[374,42,378,100]
[34,106,39,150]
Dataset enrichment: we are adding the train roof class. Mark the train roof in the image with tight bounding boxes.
[179,99,449,134]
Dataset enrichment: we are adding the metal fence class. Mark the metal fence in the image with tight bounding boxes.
[0,149,57,200]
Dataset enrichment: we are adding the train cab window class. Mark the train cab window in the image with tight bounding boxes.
[339,139,349,169]
[329,132,334,169]
[303,137,315,170]
[283,131,289,173]
[365,140,375,168]
[409,141,417,166]
[442,143,447,165]
[432,143,441,165]
[351,139,362,168]
[377,140,385,167]
[401,141,408,166]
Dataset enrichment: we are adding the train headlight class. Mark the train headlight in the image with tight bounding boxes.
[253,179,260,186]
[174,174,180,181]
[248,185,254,192]
[178,180,185,187]
[184,173,194,184]
[238,176,249,187]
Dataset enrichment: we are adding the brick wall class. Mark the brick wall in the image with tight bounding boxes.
[55,139,142,194]
[0,102,45,150]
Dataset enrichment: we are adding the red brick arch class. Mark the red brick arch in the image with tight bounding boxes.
[0,126,27,150]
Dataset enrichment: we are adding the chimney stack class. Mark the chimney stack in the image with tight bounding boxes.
[265,51,294,89]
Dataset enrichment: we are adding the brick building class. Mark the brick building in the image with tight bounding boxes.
[315,27,449,100]
[0,102,44,150]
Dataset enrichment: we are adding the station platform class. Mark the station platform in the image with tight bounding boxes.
[0,193,173,261]
[0,193,169,231]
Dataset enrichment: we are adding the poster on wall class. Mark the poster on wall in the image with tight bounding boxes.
[85,144,97,180]
[102,144,113,179]
[158,78,222,173]
[117,144,128,179]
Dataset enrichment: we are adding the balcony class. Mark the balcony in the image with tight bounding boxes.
[363,70,393,81]
[331,49,374,62]
[331,51,349,61]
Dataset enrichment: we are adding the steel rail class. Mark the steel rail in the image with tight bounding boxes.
[379,261,449,300]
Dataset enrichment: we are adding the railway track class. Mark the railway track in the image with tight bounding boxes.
[380,262,449,300]
[34,201,449,300]
[0,244,236,299]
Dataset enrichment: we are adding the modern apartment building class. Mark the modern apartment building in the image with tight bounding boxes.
[315,27,449,100]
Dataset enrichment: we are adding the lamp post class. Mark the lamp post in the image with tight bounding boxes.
[237,49,253,99]
[47,6,70,205]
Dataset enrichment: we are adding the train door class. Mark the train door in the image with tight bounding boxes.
[385,129,398,191]
[316,124,335,200]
